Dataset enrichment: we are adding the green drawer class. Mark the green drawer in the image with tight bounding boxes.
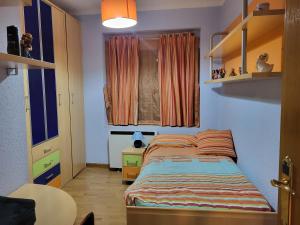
[123,154,142,167]
[33,151,60,178]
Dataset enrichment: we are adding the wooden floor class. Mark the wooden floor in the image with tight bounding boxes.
[63,167,129,225]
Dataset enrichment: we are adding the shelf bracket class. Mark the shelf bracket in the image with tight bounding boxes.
[242,0,248,74]
[209,32,228,79]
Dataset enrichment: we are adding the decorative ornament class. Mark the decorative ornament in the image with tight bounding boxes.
[256,2,270,11]
[229,68,237,77]
[256,53,274,72]
[21,33,33,58]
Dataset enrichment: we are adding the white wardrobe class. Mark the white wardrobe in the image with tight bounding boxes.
[23,0,86,187]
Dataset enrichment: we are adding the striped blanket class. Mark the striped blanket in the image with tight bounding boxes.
[125,143,271,212]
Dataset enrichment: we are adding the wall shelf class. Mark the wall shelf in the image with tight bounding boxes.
[209,9,285,59]
[0,52,55,71]
[204,72,282,84]
[0,0,32,6]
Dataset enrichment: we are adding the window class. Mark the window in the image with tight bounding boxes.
[104,32,199,127]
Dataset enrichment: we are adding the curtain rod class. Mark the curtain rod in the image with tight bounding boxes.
[104,29,199,39]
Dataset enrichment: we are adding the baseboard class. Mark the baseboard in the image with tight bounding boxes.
[86,163,109,168]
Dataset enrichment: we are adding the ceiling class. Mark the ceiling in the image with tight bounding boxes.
[51,0,225,16]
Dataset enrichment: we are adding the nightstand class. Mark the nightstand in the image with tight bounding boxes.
[122,147,145,183]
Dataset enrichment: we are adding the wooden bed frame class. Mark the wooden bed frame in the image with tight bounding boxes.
[127,206,278,225]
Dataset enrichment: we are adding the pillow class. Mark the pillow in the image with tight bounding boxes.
[149,134,198,148]
[195,130,236,158]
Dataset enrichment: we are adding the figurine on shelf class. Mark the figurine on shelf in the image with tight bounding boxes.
[220,68,226,78]
[256,53,274,72]
[212,67,227,80]
[216,69,221,79]
[20,33,33,58]
[229,68,237,77]
[212,70,217,79]
[256,2,270,11]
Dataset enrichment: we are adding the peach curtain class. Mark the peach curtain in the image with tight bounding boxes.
[158,33,200,127]
[105,36,139,125]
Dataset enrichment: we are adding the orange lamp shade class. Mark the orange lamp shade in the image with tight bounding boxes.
[101,0,137,29]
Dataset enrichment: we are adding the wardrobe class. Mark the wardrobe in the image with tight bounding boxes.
[23,0,86,187]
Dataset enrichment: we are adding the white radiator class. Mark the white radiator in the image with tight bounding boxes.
[108,131,156,169]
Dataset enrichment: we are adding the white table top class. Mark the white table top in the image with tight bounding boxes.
[9,184,77,225]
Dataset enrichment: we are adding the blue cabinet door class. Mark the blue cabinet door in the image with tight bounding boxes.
[24,0,41,60]
[28,70,46,145]
[44,69,58,139]
[24,0,59,145]
[40,0,55,63]
[40,1,58,139]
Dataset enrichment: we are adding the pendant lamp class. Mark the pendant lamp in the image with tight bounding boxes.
[101,0,137,29]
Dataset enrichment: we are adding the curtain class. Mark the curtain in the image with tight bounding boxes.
[138,39,160,125]
[158,33,200,127]
[105,36,139,125]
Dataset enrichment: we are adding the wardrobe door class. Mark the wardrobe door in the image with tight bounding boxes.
[27,70,46,145]
[24,0,46,145]
[40,0,58,139]
[40,0,54,63]
[66,14,86,176]
[52,7,73,185]
[24,0,41,61]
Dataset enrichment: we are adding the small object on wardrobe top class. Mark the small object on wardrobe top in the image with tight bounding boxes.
[256,53,274,72]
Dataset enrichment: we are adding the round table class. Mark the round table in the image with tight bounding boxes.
[10,184,77,225]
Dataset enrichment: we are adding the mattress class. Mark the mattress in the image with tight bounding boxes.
[125,146,272,212]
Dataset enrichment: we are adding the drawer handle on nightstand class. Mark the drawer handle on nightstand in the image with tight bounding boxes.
[127,161,138,166]
[127,173,138,179]
[46,173,54,180]
[44,160,53,168]
[44,148,52,154]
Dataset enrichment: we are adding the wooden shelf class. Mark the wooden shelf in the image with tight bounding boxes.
[209,9,285,59]
[0,52,55,70]
[204,72,282,84]
[0,0,32,6]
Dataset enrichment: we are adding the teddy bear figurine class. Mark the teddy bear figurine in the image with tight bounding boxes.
[21,33,33,58]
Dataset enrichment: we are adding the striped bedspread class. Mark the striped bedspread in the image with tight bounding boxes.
[125,146,271,212]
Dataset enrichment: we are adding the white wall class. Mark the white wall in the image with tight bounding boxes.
[0,6,28,195]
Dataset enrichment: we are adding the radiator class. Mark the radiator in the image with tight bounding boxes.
[108,131,156,169]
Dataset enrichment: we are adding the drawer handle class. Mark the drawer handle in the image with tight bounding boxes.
[127,173,138,179]
[127,161,138,166]
[46,173,54,180]
[44,148,52,154]
[44,160,53,169]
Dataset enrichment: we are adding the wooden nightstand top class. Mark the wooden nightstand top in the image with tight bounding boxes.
[122,147,146,155]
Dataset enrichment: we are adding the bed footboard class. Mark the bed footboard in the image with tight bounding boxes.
[127,206,278,225]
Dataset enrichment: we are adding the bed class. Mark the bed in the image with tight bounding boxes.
[125,132,278,225]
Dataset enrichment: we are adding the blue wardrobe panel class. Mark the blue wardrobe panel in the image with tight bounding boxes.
[28,70,46,145]
[44,69,58,139]
[24,0,41,60]
[40,1,55,63]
